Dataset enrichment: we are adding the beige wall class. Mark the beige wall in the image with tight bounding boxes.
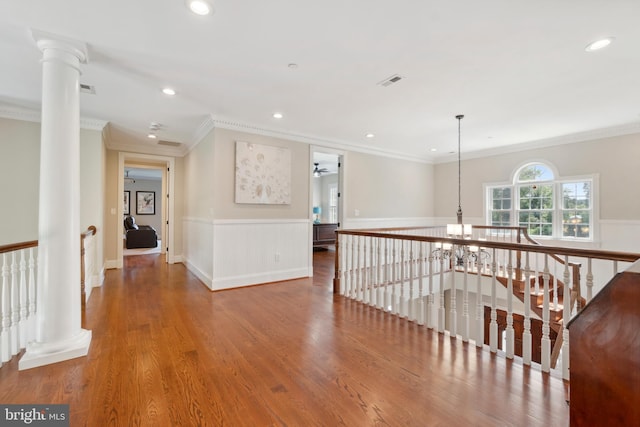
[212,127,310,220]
[0,118,40,244]
[345,151,434,219]
[434,133,640,221]
[183,128,215,219]
[0,118,105,249]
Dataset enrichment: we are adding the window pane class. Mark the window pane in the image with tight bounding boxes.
[517,164,554,182]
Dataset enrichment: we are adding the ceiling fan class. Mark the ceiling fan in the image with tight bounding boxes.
[313,162,329,177]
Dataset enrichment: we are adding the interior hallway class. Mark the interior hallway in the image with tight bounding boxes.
[0,251,569,426]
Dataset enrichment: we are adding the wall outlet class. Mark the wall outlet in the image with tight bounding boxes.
[354,209,360,217]
[275,253,280,262]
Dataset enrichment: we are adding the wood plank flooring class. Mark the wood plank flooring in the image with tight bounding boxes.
[0,249,569,426]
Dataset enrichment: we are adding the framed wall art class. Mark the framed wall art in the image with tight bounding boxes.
[235,141,291,204]
[124,191,130,215]
[136,191,155,215]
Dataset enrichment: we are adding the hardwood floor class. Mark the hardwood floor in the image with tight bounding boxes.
[0,250,569,426]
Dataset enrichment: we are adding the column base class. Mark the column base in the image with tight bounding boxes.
[18,329,92,370]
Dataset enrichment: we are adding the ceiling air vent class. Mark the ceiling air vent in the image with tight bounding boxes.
[157,140,182,147]
[79,83,95,94]
[377,74,403,87]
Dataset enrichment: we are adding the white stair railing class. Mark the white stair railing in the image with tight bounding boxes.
[0,226,97,368]
[333,226,640,384]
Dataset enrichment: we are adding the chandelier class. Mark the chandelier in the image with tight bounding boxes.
[433,114,489,265]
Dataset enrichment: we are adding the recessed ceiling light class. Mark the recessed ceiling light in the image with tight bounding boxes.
[365,133,375,138]
[162,87,176,96]
[288,63,298,69]
[585,37,615,52]
[148,133,157,139]
[186,0,212,15]
[273,112,283,119]
[430,148,437,152]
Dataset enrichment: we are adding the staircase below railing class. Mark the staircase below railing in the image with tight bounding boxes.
[333,226,640,382]
[0,225,98,367]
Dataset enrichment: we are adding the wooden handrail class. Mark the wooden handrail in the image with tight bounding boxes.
[334,229,640,263]
[0,240,38,254]
[1,226,96,255]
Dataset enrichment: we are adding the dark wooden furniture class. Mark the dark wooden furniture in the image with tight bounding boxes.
[567,264,640,426]
[313,223,337,248]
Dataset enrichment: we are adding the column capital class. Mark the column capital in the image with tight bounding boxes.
[31,29,89,64]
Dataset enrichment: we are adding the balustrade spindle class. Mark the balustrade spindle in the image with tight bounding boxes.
[408,241,415,321]
[562,255,571,380]
[27,248,36,342]
[356,236,363,302]
[384,239,390,312]
[19,250,28,348]
[1,253,10,363]
[392,240,398,314]
[427,244,434,329]
[376,238,383,310]
[417,242,425,325]
[523,252,532,365]
[438,251,445,333]
[10,253,19,356]
[541,255,551,373]
[490,249,498,353]
[365,236,372,306]
[450,245,457,337]
[400,241,406,318]
[586,258,593,302]
[365,237,375,306]
[475,253,483,347]
[461,249,469,342]
[505,250,514,359]
[553,262,558,310]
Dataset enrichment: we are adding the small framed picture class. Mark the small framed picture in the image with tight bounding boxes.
[124,191,130,215]
[136,191,155,215]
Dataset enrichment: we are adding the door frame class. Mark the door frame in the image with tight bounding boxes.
[309,146,345,276]
[117,152,176,268]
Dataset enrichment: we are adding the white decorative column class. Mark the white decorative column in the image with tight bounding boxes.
[19,30,92,370]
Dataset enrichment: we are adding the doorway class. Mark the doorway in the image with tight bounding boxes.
[310,149,343,265]
[117,152,175,269]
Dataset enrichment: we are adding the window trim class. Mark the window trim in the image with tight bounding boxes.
[484,161,598,242]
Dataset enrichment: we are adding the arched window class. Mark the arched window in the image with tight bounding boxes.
[487,162,593,240]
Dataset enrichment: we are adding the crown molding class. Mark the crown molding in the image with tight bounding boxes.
[434,121,640,164]
[210,118,433,165]
[0,104,106,131]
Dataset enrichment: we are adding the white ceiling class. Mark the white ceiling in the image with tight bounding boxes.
[1,1,639,162]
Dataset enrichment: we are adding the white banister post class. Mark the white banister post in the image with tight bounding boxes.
[408,241,415,321]
[10,252,19,356]
[19,250,28,348]
[1,253,9,363]
[562,256,571,380]
[461,249,469,343]
[417,242,425,325]
[475,253,483,348]
[427,244,434,329]
[19,31,92,370]
[522,252,532,365]
[400,241,406,317]
[27,248,37,342]
[490,249,498,353]
[505,250,514,359]
[438,252,445,333]
[449,246,457,337]
[541,255,551,373]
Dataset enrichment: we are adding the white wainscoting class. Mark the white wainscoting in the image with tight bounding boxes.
[182,217,214,289]
[211,219,310,291]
